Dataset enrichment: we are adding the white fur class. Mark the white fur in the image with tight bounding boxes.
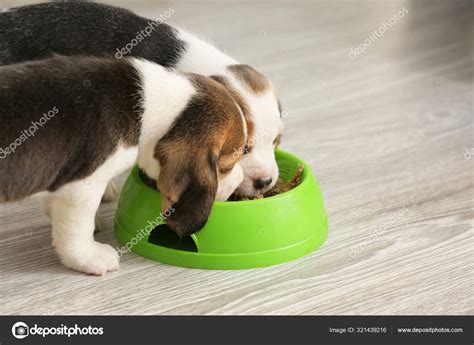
[175,28,284,196]
[234,88,283,196]
[215,163,244,201]
[175,28,237,75]
[133,59,196,179]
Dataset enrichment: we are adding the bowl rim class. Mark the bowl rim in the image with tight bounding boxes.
[134,149,313,206]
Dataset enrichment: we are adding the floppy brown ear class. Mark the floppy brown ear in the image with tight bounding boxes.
[155,141,219,238]
[154,74,246,238]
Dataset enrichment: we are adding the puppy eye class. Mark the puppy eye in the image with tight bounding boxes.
[243,144,252,155]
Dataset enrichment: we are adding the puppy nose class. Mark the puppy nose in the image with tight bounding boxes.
[254,178,273,189]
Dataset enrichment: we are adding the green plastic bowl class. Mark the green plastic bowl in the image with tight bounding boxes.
[114,150,328,269]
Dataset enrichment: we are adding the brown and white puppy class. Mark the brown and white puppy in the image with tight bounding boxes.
[0,2,284,198]
[205,65,284,197]
[0,55,247,275]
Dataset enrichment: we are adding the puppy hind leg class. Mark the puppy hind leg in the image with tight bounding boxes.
[102,180,119,203]
[50,181,119,275]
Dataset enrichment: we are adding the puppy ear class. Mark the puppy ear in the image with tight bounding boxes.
[155,142,219,238]
[154,74,246,237]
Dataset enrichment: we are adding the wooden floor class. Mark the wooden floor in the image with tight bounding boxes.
[0,0,472,315]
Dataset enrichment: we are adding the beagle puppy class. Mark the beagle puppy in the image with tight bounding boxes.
[0,55,247,275]
[0,2,284,198]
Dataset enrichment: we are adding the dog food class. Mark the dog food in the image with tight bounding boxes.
[140,164,304,201]
[230,164,304,201]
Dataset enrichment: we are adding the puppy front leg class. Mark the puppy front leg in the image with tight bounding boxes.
[50,181,119,275]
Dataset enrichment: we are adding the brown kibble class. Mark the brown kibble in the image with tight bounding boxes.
[231,164,304,201]
[141,164,305,202]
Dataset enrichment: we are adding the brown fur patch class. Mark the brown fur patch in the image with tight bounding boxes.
[227,64,270,94]
[188,74,247,171]
[274,134,282,147]
[209,75,255,155]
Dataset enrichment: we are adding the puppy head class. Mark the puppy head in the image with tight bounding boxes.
[212,65,284,197]
[154,75,246,237]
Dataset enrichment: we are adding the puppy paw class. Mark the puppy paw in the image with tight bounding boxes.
[57,241,119,276]
[102,181,119,203]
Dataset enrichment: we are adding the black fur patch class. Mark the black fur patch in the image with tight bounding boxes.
[0,55,143,201]
[0,2,185,67]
